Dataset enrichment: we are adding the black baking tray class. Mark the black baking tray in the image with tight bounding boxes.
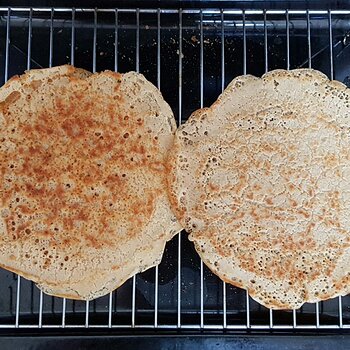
[5,0,350,10]
[0,334,350,350]
[0,0,349,347]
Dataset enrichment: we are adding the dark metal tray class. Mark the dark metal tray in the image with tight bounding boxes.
[0,2,349,340]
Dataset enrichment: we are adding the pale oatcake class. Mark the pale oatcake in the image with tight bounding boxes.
[168,69,350,309]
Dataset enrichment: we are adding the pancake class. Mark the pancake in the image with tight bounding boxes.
[0,65,181,300]
[168,69,350,309]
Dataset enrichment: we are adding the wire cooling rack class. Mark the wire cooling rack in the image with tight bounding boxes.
[0,7,350,331]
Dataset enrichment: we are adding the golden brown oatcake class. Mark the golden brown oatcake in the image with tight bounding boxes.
[168,69,350,309]
[0,65,181,300]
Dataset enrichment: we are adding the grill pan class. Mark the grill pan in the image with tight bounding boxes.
[0,1,349,348]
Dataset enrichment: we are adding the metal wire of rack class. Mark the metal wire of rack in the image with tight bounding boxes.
[0,6,350,331]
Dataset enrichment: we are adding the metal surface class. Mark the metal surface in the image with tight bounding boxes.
[0,6,350,332]
[1,335,350,350]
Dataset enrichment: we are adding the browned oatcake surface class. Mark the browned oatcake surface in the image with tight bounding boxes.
[0,65,181,300]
